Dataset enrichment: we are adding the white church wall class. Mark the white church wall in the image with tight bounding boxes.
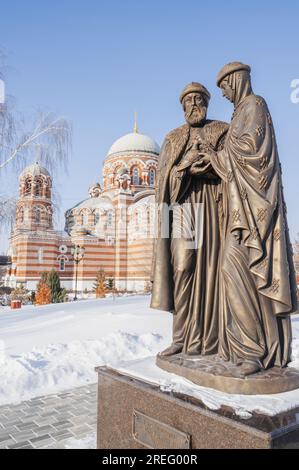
[115,278,146,292]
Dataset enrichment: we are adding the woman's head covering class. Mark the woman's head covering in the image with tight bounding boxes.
[216,62,251,87]
[217,62,252,105]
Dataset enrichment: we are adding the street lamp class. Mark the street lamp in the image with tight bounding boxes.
[71,244,85,301]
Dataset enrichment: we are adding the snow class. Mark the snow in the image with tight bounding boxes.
[116,354,299,419]
[0,296,170,355]
[0,295,299,419]
[0,296,170,405]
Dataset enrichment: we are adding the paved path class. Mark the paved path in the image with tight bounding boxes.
[0,384,97,449]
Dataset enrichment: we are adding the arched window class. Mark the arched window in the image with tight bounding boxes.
[149,169,155,186]
[45,182,51,199]
[59,258,65,272]
[35,208,41,223]
[147,208,151,226]
[132,167,139,185]
[107,211,113,227]
[81,211,89,226]
[19,207,24,223]
[135,211,139,229]
[94,212,100,225]
[57,255,68,272]
[35,178,43,197]
[24,178,32,196]
[46,208,52,227]
[68,212,75,229]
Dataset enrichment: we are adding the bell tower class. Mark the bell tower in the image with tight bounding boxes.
[16,162,53,231]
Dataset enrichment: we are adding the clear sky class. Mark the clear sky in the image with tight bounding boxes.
[0,0,299,252]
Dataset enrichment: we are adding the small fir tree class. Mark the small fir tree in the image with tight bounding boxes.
[93,268,106,298]
[106,277,115,291]
[47,269,66,303]
[35,272,51,305]
[35,270,66,305]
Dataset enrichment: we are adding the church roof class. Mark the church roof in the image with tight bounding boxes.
[128,194,155,212]
[20,162,50,178]
[107,132,160,158]
[67,195,113,213]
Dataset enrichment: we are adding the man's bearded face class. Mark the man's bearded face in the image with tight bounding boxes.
[183,92,207,126]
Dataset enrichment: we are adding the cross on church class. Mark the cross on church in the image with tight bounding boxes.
[35,143,43,164]
[133,111,139,133]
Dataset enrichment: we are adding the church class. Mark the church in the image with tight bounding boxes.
[5,123,160,292]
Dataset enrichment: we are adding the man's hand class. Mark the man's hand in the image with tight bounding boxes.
[189,153,211,176]
[198,154,211,165]
[176,148,203,172]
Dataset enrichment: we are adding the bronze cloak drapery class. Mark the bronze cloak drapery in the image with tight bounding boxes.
[150,120,228,318]
[210,93,297,367]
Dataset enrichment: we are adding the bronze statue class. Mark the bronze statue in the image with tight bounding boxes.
[151,65,299,394]
[150,82,228,356]
[206,62,297,375]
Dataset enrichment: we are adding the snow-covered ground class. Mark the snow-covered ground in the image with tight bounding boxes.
[0,296,171,405]
[0,296,299,419]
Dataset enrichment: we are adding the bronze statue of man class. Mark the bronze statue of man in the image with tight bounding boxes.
[198,62,298,376]
[151,82,228,356]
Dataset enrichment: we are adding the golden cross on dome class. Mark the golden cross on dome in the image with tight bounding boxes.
[35,143,48,165]
[133,111,139,133]
[35,143,43,164]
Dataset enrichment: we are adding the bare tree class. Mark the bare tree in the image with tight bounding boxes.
[0,52,16,171]
[0,50,72,225]
[0,110,72,174]
[0,196,15,224]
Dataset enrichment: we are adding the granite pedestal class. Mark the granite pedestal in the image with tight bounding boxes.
[96,366,299,449]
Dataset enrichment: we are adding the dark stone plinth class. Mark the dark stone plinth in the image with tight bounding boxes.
[156,354,299,395]
[96,366,299,449]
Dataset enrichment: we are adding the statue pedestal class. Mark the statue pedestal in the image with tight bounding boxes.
[95,364,299,449]
[156,354,299,395]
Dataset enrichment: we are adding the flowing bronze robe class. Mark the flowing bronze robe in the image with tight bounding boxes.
[210,93,297,368]
[151,121,228,354]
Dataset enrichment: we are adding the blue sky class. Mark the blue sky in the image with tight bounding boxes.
[1,0,299,251]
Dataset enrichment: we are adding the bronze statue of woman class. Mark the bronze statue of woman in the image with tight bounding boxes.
[201,62,297,376]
